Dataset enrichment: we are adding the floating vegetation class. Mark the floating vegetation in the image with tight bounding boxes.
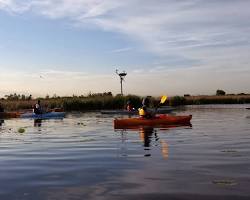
[18,127,25,133]
[212,179,238,186]
[77,122,86,126]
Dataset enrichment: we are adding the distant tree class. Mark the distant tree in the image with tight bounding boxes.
[216,89,226,96]
[103,92,113,96]
[184,94,190,97]
[27,95,32,100]
[5,93,19,100]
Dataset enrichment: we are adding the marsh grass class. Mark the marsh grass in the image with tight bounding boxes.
[184,95,250,105]
[0,95,143,111]
[1,94,250,111]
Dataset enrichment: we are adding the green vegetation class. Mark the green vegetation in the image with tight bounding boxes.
[1,91,250,111]
[3,93,32,100]
[18,127,25,133]
[169,96,186,106]
[184,95,250,105]
[62,94,142,111]
[0,92,144,111]
[170,90,250,105]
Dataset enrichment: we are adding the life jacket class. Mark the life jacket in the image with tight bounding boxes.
[138,108,146,116]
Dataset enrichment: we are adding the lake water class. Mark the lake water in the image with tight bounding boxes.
[0,105,250,200]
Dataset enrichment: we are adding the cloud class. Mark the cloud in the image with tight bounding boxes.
[1,0,249,69]
[110,47,133,54]
[40,69,89,80]
[0,0,32,13]
[1,0,250,96]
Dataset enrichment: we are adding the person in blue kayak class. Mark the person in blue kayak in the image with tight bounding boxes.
[33,100,43,114]
[138,97,154,119]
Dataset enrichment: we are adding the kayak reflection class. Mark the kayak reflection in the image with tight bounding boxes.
[139,127,169,158]
[139,127,154,148]
[118,127,172,159]
[118,124,192,158]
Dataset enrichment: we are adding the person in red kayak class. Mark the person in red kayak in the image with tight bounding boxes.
[33,100,43,114]
[138,97,154,119]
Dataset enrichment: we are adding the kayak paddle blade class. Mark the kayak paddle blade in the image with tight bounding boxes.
[160,95,168,104]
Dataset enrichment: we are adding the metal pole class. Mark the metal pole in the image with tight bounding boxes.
[116,69,126,96]
[120,76,123,96]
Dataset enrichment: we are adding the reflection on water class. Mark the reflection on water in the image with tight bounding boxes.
[118,125,192,159]
[118,126,188,159]
[139,127,169,158]
[34,119,42,127]
[139,127,155,148]
[0,106,250,200]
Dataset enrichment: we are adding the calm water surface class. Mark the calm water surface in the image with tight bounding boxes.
[0,105,250,200]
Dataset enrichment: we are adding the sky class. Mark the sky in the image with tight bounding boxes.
[0,0,250,97]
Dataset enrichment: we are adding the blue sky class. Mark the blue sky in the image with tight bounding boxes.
[0,0,250,97]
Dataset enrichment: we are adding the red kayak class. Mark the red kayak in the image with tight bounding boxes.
[0,112,20,119]
[114,114,192,129]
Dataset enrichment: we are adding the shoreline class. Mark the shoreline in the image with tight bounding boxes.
[0,94,250,111]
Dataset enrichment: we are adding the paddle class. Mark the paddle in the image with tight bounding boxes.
[160,95,168,104]
[155,95,168,113]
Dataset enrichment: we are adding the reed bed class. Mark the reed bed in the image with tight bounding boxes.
[0,95,143,111]
[1,94,250,111]
[184,95,250,105]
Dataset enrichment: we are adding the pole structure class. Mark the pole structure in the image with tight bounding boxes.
[116,69,127,96]
[120,76,123,96]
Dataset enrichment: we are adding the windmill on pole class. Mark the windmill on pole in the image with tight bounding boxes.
[116,69,127,96]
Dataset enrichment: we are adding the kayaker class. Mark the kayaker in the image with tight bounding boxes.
[33,100,43,114]
[126,100,134,111]
[138,97,154,119]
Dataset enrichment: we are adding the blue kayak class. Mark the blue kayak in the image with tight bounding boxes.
[101,106,175,115]
[20,112,65,119]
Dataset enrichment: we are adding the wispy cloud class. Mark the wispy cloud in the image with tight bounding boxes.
[40,69,88,80]
[110,47,133,53]
[1,0,250,69]
[1,0,250,96]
